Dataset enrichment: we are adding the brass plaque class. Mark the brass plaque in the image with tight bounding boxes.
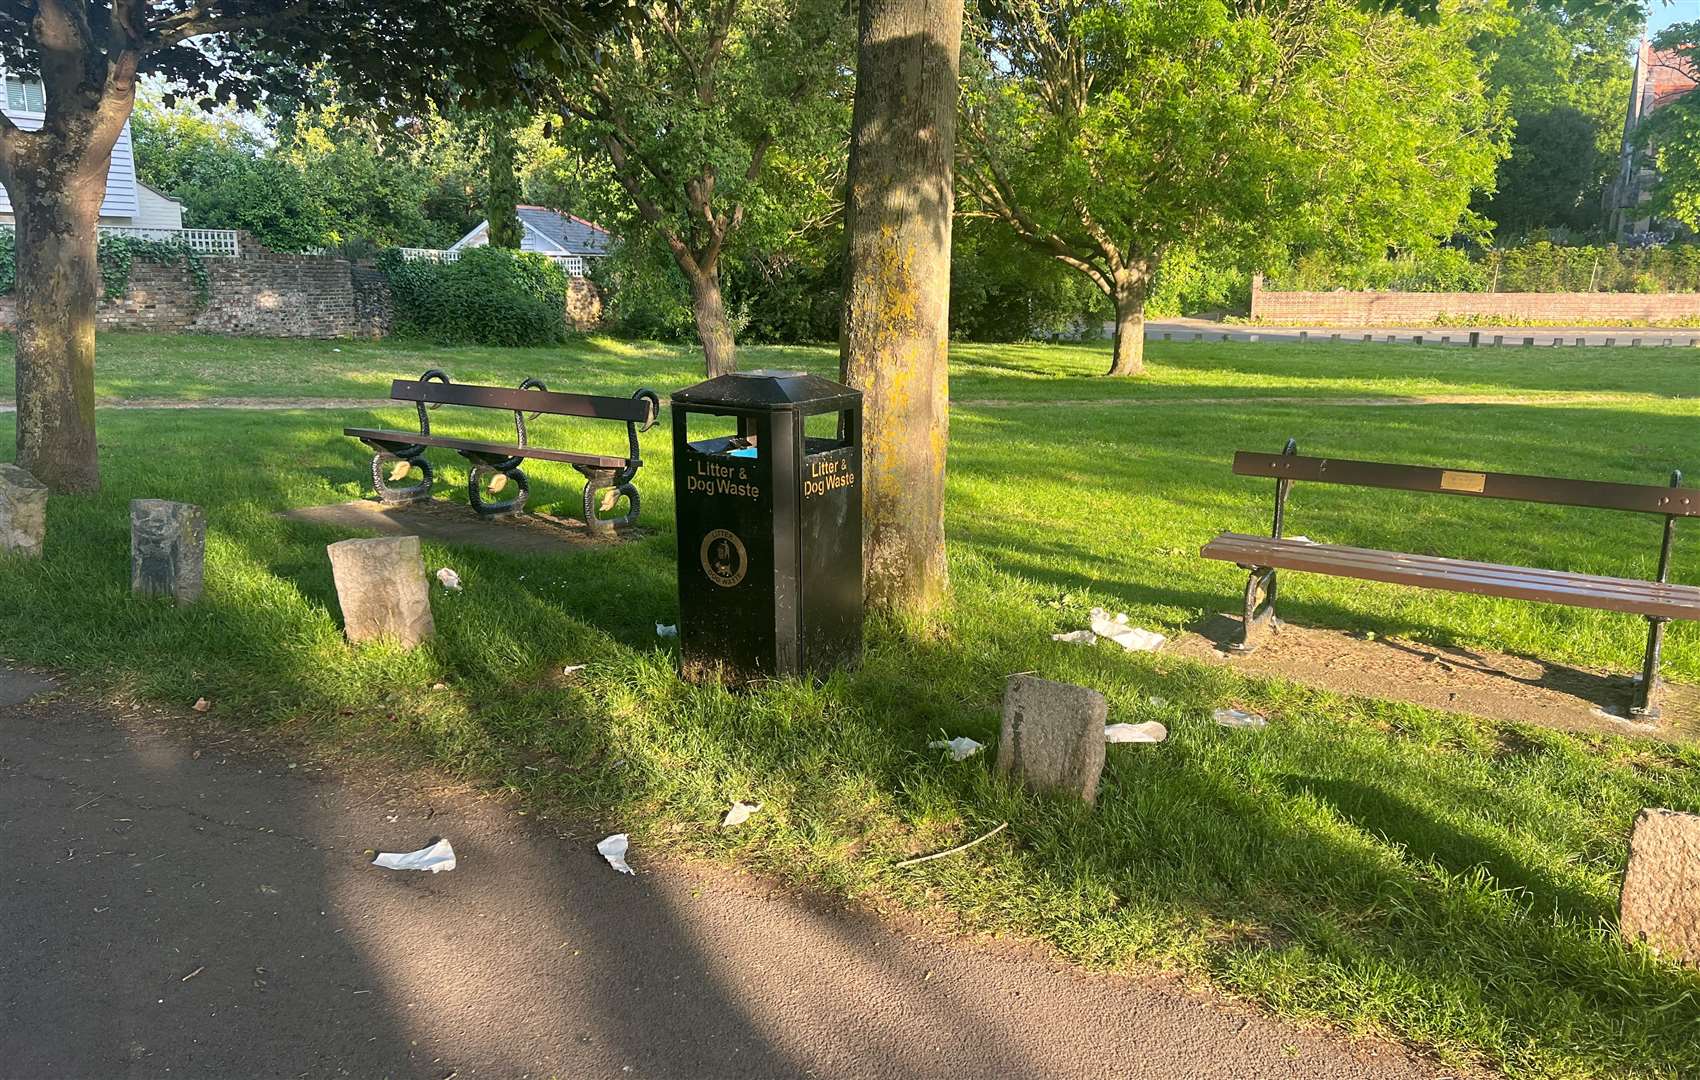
[1439,470,1486,493]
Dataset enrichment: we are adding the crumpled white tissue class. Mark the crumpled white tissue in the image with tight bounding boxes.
[721,801,762,829]
[598,833,635,874]
[372,838,456,873]
[436,568,463,591]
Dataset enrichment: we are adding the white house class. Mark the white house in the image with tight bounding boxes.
[448,205,613,276]
[0,74,187,231]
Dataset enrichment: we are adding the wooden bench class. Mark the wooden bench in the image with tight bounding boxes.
[1200,439,1700,719]
[345,369,660,534]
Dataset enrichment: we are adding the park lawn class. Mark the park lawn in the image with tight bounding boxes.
[1,347,1699,1077]
[2,330,1700,405]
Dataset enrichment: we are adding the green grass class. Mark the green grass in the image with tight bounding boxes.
[4,329,1700,406]
[2,332,1699,1078]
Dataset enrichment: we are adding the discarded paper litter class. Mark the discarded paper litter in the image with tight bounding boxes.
[1213,708,1268,730]
[562,664,587,677]
[436,568,463,591]
[656,623,678,638]
[372,838,456,873]
[1089,608,1166,652]
[929,736,984,761]
[1049,610,1165,652]
[721,801,762,829]
[598,833,636,874]
[1105,721,1168,744]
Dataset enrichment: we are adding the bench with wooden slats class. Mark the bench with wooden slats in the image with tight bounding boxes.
[1200,440,1700,720]
[345,369,660,534]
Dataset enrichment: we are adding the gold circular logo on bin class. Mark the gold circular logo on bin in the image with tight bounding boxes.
[700,529,748,588]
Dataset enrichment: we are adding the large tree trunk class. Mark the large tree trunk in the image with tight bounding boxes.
[840,0,964,615]
[9,142,109,492]
[1105,269,1148,377]
[685,263,738,378]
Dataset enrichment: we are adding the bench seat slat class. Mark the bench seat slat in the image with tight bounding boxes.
[345,428,633,471]
[1201,533,1700,621]
[390,379,654,422]
[1208,536,1697,601]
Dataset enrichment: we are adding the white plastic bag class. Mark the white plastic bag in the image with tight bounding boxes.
[928,736,984,761]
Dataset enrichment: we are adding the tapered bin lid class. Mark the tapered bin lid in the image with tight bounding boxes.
[671,370,861,412]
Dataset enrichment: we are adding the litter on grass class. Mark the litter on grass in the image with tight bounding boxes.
[656,623,678,638]
[191,697,211,713]
[1087,608,1166,652]
[1050,629,1097,645]
[1105,721,1168,744]
[721,801,762,829]
[1214,708,1268,730]
[372,838,456,873]
[562,664,587,677]
[436,568,463,591]
[929,736,984,761]
[597,833,635,874]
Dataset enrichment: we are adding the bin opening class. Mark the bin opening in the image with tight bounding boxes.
[681,410,761,458]
[803,409,855,454]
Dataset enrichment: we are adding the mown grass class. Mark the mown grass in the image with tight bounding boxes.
[3,329,1700,405]
[1,334,1699,1077]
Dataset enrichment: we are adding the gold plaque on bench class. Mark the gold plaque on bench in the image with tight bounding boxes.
[1439,470,1486,493]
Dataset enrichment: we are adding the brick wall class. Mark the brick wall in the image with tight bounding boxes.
[1250,275,1700,325]
[0,246,392,338]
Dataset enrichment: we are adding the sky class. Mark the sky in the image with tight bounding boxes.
[1648,2,1698,38]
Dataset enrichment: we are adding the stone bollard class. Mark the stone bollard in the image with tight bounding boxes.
[131,500,206,604]
[326,535,435,647]
[1619,808,1700,966]
[996,674,1107,806]
[0,464,48,558]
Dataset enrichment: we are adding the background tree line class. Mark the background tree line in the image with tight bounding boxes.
[125,0,1652,362]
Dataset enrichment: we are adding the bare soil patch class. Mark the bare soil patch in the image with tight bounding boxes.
[1175,614,1700,743]
[280,497,649,556]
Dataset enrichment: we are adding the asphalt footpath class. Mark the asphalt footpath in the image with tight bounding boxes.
[0,668,1461,1079]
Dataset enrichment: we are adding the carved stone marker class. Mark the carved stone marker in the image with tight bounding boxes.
[326,535,435,647]
[1620,808,1700,966]
[131,499,206,603]
[996,674,1107,806]
[0,464,48,558]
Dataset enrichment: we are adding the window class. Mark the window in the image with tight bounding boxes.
[4,76,44,113]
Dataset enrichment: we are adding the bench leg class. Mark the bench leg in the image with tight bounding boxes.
[467,461,529,517]
[1631,616,1667,721]
[1234,566,1278,652]
[370,449,433,504]
[580,470,640,536]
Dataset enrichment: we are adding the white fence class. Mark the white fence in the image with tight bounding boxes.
[0,224,241,256]
[99,227,240,256]
[397,247,460,264]
[399,246,591,277]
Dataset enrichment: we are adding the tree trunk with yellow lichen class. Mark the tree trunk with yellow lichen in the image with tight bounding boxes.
[839,0,963,615]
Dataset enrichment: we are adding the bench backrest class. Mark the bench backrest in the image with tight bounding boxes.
[1233,451,1700,517]
[391,378,657,425]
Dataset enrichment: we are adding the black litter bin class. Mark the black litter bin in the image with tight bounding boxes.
[671,370,863,683]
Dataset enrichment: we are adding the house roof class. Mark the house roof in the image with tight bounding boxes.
[517,206,612,256]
